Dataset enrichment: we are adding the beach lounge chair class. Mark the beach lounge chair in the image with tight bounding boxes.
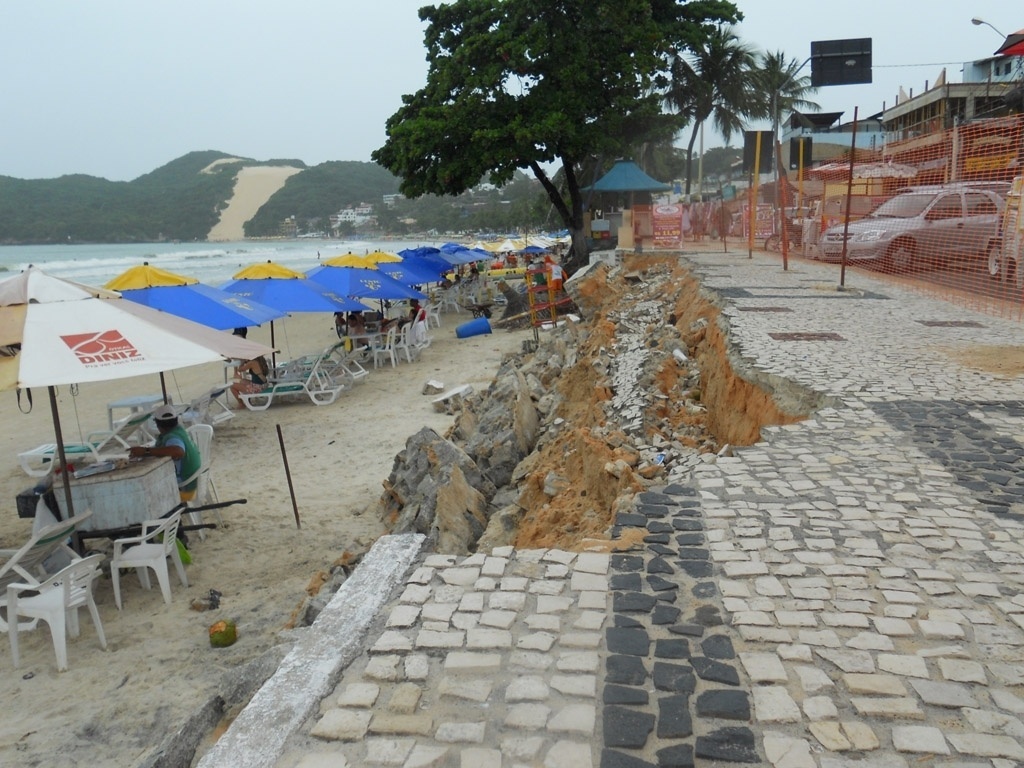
[238,355,346,410]
[0,511,93,614]
[178,386,234,429]
[320,341,369,385]
[17,409,157,477]
[6,553,107,671]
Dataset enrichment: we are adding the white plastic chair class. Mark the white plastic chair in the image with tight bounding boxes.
[110,509,189,609]
[410,319,432,352]
[6,553,107,672]
[395,324,421,364]
[424,301,442,329]
[182,424,220,538]
[439,289,461,314]
[371,326,398,369]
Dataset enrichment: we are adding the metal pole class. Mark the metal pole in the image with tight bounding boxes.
[749,133,763,259]
[775,139,790,271]
[49,387,82,552]
[839,106,860,289]
[270,321,278,371]
[276,423,301,529]
[798,138,805,209]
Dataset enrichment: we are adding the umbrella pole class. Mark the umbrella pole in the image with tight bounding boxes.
[49,386,75,517]
[48,386,83,552]
[270,321,277,371]
[160,372,169,403]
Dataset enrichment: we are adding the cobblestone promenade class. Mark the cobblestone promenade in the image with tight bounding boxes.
[231,250,1024,767]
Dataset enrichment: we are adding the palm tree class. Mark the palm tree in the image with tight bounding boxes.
[664,26,759,195]
[754,50,821,144]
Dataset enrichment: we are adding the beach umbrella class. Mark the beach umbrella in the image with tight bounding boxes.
[437,244,485,266]
[220,262,365,313]
[399,251,457,284]
[322,250,403,268]
[105,263,285,331]
[378,259,446,286]
[221,261,366,368]
[0,267,274,519]
[398,247,453,275]
[518,244,550,255]
[306,264,426,301]
[494,238,523,253]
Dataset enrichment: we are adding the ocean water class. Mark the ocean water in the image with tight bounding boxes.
[0,238,450,288]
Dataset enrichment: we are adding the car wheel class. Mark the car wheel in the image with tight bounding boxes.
[764,234,780,252]
[885,240,915,273]
[988,242,1002,280]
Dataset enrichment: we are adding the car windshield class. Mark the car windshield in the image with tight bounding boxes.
[869,193,933,219]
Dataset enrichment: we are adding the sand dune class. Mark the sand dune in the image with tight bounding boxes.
[207,165,303,241]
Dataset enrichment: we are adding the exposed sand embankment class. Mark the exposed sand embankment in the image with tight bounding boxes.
[207,165,303,241]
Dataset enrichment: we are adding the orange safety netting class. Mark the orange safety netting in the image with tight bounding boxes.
[763,113,1024,319]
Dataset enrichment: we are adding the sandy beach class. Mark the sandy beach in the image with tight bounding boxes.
[0,309,531,766]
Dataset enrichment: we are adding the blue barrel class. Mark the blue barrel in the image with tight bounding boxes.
[455,317,492,338]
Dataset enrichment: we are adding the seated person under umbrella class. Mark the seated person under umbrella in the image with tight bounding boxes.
[229,355,271,406]
[381,300,425,333]
[128,405,202,503]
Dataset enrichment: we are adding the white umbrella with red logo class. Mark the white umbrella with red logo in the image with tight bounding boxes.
[0,267,274,519]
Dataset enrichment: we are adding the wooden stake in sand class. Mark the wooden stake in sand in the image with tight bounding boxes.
[276,423,301,529]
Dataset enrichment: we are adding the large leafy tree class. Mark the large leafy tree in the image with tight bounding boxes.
[663,25,757,195]
[372,0,739,272]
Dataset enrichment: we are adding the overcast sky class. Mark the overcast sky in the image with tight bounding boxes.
[1,1,1019,181]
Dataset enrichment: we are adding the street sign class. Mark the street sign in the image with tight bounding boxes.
[811,38,872,87]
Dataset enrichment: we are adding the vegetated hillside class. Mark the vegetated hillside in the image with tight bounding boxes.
[0,151,554,244]
[243,161,401,237]
[0,151,252,244]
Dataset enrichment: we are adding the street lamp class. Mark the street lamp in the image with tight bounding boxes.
[971,17,1006,38]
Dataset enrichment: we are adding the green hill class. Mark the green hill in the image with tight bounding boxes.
[0,151,252,244]
[0,152,550,244]
[243,161,401,238]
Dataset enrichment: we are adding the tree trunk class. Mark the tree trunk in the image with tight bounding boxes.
[530,158,589,276]
[684,122,701,196]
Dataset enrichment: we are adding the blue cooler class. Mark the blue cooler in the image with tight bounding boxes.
[455,317,492,338]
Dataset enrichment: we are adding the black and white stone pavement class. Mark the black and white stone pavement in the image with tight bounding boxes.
[201,249,1024,768]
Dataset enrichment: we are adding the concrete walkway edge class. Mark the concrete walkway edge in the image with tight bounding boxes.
[197,533,427,768]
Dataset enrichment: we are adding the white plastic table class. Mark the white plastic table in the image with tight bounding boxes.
[106,393,163,430]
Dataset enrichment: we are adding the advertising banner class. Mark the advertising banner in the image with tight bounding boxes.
[652,204,683,248]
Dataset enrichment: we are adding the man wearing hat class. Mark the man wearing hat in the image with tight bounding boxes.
[129,405,202,502]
